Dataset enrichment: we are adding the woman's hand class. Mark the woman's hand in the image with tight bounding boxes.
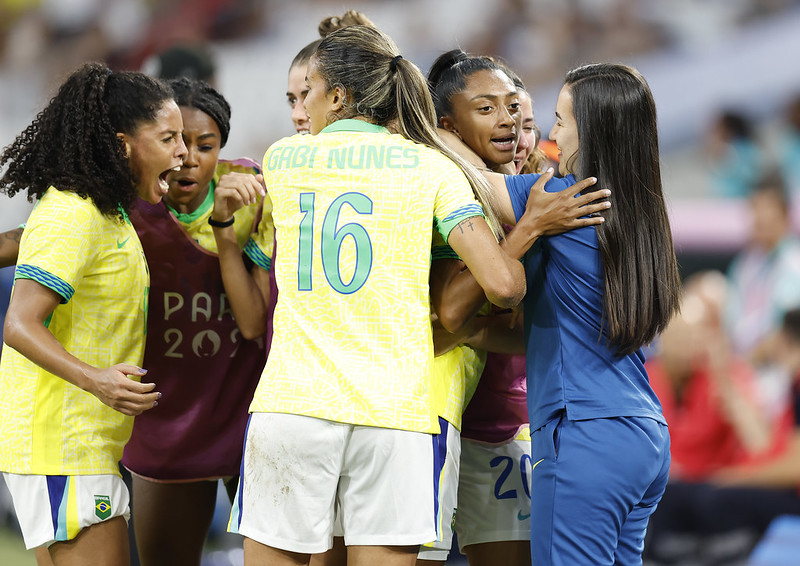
[85,364,160,416]
[522,169,610,236]
[211,172,265,222]
[3,279,161,416]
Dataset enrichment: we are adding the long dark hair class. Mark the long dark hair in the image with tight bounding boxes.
[314,26,502,232]
[0,62,174,219]
[567,63,680,355]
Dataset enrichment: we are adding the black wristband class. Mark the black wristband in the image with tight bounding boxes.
[208,216,235,228]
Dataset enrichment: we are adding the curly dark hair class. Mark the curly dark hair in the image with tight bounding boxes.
[169,77,231,147]
[0,62,175,219]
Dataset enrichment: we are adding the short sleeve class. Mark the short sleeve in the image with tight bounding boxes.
[432,159,485,243]
[15,191,99,303]
[244,190,275,271]
[505,174,576,223]
[504,174,541,223]
[431,229,460,262]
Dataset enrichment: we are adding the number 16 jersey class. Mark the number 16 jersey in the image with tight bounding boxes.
[248,120,483,434]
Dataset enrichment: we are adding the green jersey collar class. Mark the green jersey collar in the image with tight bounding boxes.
[117,205,131,224]
[321,119,390,135]
[166,180,215,224]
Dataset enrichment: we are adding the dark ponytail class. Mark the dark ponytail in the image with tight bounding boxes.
[315,26,503,234]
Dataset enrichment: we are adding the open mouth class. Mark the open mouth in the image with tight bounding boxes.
[159,166,181,193]
[175,177,198,189]
[491,136,516,152]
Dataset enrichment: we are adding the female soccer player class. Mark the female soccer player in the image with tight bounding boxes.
[286,10,375,135]
[214,24,529,566]
[443,63,681,565]
[514,90,547,175]
[0,63,186,565]
[427,51,600,566]
[121,77,272,566]
[424,49,529,566]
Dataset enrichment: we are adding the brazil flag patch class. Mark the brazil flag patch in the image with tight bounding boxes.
[94,495,111,520]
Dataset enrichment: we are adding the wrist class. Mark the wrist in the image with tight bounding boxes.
[74,364,97,394]
[208,215,235,228]
[502,223,539,259]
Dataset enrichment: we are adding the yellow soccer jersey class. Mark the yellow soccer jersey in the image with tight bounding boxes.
[167,160,263,255]
[430,231,488,429]
[0,188,149,475]
[248,120,484,433]
[431,345,487,430]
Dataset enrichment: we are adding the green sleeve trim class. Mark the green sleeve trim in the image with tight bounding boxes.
[431,246,461,261]
[244,238,272,271]
[434,203,485,243]
[15,264,73,303]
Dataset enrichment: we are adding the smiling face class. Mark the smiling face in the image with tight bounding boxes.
[514,91,536,173]
[549,85,579,176]
[121,99,186,204]
[440,69,520,170]
[303,56,344,135]
[164,106,221,214]
[287,63,311,134]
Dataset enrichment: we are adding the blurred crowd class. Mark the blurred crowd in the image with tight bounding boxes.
[642,84,800,563]
[1,0,798,88]
[2,1,800,565]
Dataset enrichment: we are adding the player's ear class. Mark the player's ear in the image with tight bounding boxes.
[116,133,131,158]
[439,116,460,138]
[330,86,346,112]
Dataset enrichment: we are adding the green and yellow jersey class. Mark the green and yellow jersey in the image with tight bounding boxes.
[247,119,484,433]
[167,159,263,255]
[0,187,149,475]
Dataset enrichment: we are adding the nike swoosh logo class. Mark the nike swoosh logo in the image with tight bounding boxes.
[117,236,130,249]
[518,458,544,521]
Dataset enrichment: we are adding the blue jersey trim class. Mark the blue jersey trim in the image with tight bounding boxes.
[15,264,74,303]
[431,246,460,261]
[441,204,484,225]
[243,239,272,271]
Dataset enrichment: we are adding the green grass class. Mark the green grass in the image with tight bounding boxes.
[0,526,34,566]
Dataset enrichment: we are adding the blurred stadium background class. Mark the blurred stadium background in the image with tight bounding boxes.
[3,0,800,564]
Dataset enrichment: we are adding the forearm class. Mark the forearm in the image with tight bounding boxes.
[431,314,471,356]
[213,224,270,339]
[435,223,538,333]
[717,385,773,454]
[715,437,800,488]
[4,311,97,391]
[465,312,526,355]
[0,228,23,268]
